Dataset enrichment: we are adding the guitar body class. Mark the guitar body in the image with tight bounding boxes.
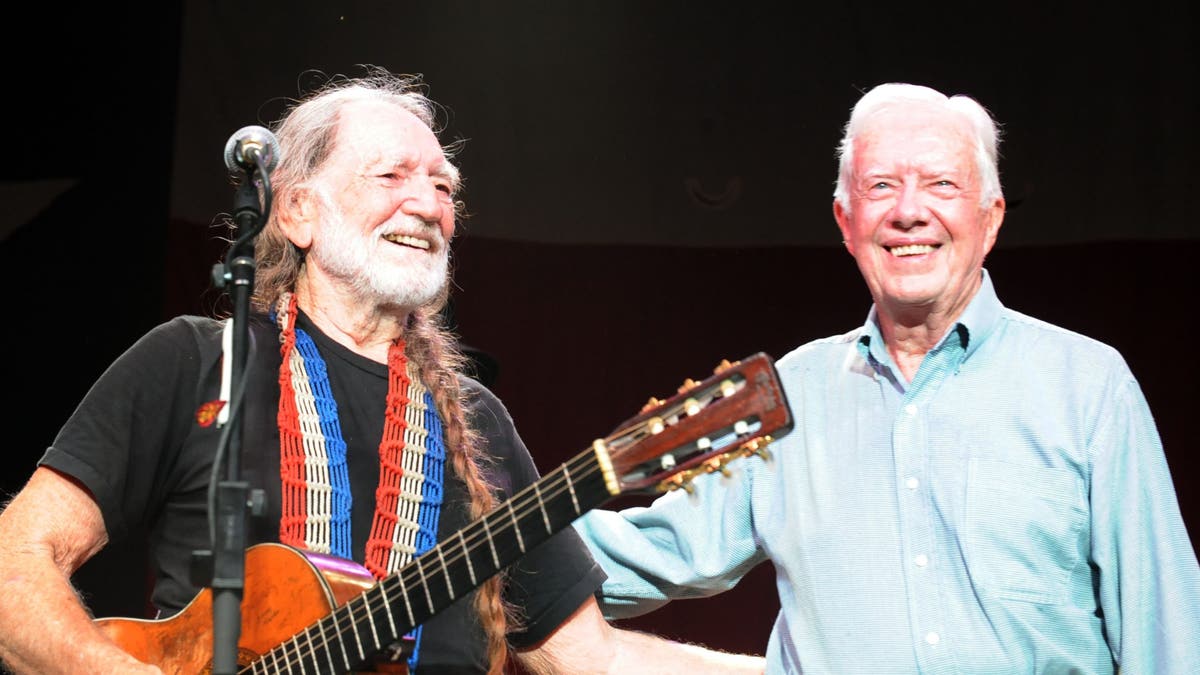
[96,543,379,674]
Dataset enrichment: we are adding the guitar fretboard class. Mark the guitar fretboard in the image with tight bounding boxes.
[245,448,614,674]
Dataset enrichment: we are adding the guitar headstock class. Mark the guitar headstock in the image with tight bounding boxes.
[594,352,793,495]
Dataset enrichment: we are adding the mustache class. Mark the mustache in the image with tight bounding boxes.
[315,187,447,251]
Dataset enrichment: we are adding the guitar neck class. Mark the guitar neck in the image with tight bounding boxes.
[253,448,615,673]
[250,351,791,674]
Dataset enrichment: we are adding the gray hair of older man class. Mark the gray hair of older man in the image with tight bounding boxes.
[832,83,1004,214]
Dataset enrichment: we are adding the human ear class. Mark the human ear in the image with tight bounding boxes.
[277,187,317,249]
[833,199,855,255]
[981,197,1006,255]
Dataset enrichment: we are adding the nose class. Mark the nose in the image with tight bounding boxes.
[400,176,444,223]
[889,181,929,230]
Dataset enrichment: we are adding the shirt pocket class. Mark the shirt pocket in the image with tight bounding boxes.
[964,458,1087,604]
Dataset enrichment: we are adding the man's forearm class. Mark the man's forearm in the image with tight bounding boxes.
[0,552,161,674]
[608,628,765,674]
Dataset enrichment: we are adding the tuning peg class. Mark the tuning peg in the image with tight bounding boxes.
[741,437,773,460]
[647,416,665,434]
[710,457,732,477]
[641,396,663,413]
[713,358,737,373]
[683,397,701,416]
[677,378,700,393]
[660,477,695,495]
[719,379,736,398]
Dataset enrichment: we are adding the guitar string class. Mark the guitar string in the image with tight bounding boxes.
[247,384,755,673]
[242,442,615,674]
[251,396,756,673]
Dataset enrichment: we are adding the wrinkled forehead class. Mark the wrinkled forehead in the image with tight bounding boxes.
[854,104,977,171]
[329,99,447,170]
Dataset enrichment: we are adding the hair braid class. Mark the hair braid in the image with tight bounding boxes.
[404,307,516,674]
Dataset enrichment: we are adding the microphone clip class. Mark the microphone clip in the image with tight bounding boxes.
[223,125,280,177]
[221,126,279,268]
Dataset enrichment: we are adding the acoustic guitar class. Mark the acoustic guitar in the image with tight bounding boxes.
[97,352,793,673]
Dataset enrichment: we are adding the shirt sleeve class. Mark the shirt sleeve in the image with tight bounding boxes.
[38,317,207,542]
[573,458,767,620]
[1089,373,1200,672]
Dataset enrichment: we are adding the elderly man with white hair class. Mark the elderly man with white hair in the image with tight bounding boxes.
[576,82,1200,674]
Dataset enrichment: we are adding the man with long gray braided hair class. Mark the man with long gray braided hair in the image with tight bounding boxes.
[0,68,765,674]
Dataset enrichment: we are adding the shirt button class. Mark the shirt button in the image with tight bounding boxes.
[925,631,940,645]
[914,554,929,567]
[904,403,918,416]
[905,477,919,490]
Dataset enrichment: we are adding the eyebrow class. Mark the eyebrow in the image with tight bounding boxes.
[365,154,460,189]
[435,161,461,191]
[859,167,966,181]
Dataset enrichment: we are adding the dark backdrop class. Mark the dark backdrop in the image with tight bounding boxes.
[1,1,1196,661]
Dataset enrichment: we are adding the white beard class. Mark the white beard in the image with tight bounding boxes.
[308,193,449,310]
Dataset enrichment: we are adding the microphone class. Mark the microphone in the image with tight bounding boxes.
[223,125,280,174]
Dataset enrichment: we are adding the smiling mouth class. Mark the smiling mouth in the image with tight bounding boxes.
[383,233,431,250]
[887,244,938,257]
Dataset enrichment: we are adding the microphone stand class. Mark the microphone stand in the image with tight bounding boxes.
[195,161,272,675]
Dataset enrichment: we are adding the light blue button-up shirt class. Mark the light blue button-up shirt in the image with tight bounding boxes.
[576,270,1200,674]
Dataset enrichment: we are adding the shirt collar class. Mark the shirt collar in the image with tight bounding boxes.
[856,268,1004,367]
[956,267,1003,360]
